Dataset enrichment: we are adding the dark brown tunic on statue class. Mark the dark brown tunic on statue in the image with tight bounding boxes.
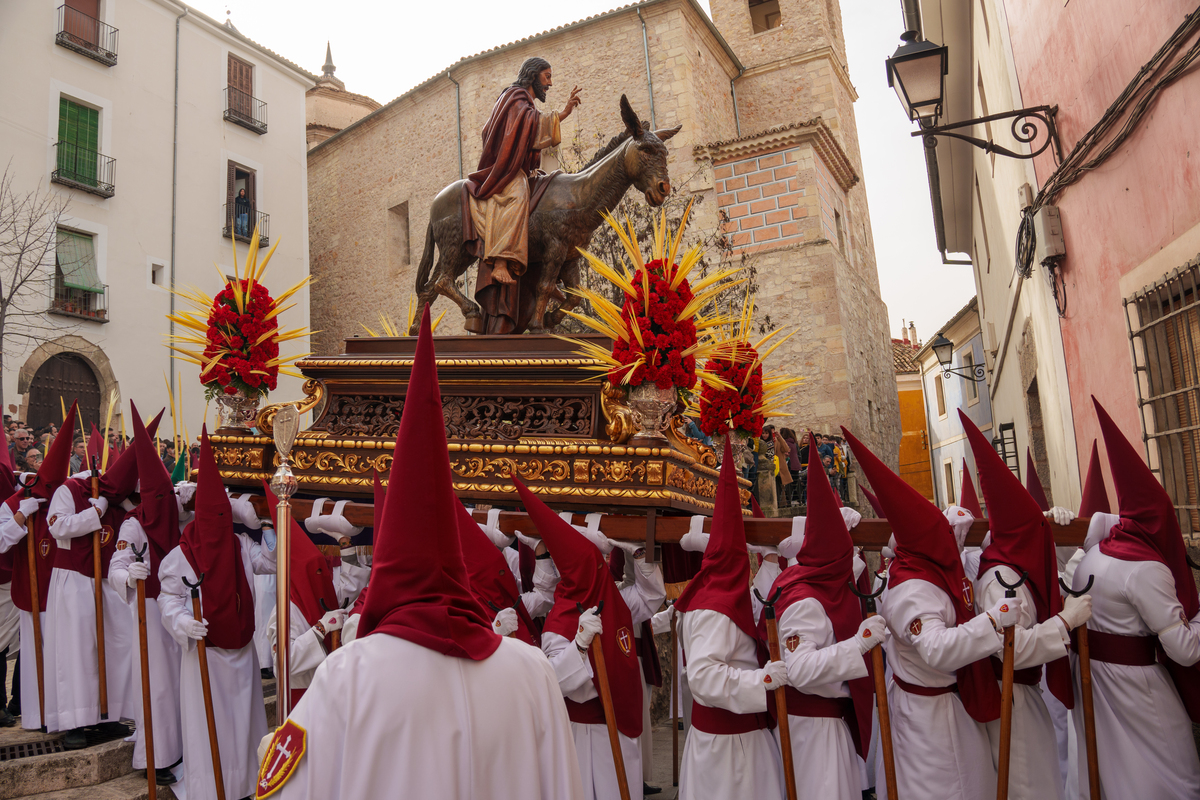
[461,86,561,334]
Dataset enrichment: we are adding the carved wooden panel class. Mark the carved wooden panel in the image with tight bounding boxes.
[318,394,594,440]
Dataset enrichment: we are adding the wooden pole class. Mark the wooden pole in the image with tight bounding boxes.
[866,611,898,799]
[758,592,798,800]
[589,633,632,800]
[1059,575,1100,799]
[994,570,1027,800]
[670,608,679,788]
[22,516,46,733]
[186,576,225,800]
[89,462,108,720]
[274,498,292,721]
[1076,625,1101,798]
[132,545,156,800]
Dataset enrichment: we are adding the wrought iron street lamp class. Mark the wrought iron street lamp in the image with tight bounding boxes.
[886,35,1062,162]
[931,333,985,382]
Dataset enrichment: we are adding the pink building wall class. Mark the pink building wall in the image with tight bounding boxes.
[1003,1,1200,474]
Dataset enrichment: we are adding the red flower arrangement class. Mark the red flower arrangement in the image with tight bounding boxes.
[609,259,699,389]
[561,202,743,395]
[699,342,765,437]
[168,234,311,401]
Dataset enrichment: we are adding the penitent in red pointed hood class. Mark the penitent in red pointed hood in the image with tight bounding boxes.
[1077,440,1110,517]
[676,436,757,639]
[771,432,873,754]
[129,403,177,598]
[513,476,643,738]
[179,426,256,650]
[356,306,499,660]
[1025,449,1051,512]
[842,425,1001,722]
[453,500,538,646]
[961,410,1072,708]
[100,408,163,502]
[959,459,984,519]
[1094,396,1200,720]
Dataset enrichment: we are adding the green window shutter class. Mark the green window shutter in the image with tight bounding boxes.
[55,230,103,293]
[57,99,99,185]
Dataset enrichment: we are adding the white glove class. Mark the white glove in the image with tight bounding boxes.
[174,482,196,506]
[881,533,897,560]
[230,495,262,529]
[88,496,109,517]
[1084,512,1119,552]
[944,506,974,552]
[651,605,676,635]
[261,526,277,552]
[852,551,867,582]
[18,497,44,517]
[760,659,788,688]
[184,618,209,640]
[575,606,603,650]
[1045,506,1076,527]
[855,616,887,654]
[567,513,613,555]
[478,508,514,548]
[747,544,779,557]
[318,609,345,632]
[679,515,709,553]
[987,596,1024,630]
[126,561,151,587]
[514,529,541,551]
[839,507,863,530]
[778,516,807,561]
[1058,593,1092,631]
[492,606,519,636]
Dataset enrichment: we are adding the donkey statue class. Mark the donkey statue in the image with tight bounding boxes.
[411,94,680,334]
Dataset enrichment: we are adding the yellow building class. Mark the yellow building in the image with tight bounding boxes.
[893,325,934,500]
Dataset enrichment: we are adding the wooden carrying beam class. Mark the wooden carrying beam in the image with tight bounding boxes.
[246,496,1090,549]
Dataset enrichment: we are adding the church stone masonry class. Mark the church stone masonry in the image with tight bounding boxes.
[306,0,901,477]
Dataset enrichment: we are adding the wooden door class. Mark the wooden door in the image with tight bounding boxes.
[27,354,101,432]
[228,55,254,118]
[64,0,100,46]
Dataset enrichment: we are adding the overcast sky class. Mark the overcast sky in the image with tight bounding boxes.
[194,0,977,346]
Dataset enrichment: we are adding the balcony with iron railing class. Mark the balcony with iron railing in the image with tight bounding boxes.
[52,142,115,198]
[224,86,268,134]
[49,282,109,323]
[55,5,118,66]
[223,203,270,246]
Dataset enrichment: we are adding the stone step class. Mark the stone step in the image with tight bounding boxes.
[23,771,178,800]
[0,736,135,800]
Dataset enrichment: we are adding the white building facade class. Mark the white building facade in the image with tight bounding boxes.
[0,0,313,435]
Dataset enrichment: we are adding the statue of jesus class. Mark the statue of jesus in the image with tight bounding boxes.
[462,57,582,335]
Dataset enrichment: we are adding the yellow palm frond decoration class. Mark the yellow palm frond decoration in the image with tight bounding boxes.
[166,227,314,401]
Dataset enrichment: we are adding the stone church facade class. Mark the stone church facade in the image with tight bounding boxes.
[306,0,902,472]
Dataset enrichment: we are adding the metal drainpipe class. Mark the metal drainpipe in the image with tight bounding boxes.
[636,8,657,129]
[447,70,463,179]
[169,6,188,391]
[730,67,745,137]
[900,0,922,37]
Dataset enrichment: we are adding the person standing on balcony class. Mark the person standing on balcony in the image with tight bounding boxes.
[235,188,251,238]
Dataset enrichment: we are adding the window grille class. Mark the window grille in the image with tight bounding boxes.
[1125,257,1200,536]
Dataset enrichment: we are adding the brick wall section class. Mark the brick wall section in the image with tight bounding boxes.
[715,144,828,255]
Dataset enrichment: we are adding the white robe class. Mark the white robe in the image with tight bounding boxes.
[677,608,785,800]
[974,565,1071,800]
[44,486,135,730]
[542,557,665,800]
[270,633,584,799]
[877,578,1002,800]
[266,601,328,694]
[159,534,275,800]
[253,573,276,669]
[1070,547,1200,799]
[0,583,19,655]
[777,597,869,799]
[108,517,183,769]
[0,503,44,730]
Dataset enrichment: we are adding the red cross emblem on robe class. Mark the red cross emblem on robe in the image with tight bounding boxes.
[962,577,975,608]
[256,719,306,798]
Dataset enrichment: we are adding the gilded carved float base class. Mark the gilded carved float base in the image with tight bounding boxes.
[214,334,746,514]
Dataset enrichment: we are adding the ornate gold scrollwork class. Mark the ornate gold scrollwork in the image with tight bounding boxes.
[450,456,571,482]
[213,446,263,469]
[288,449,392,475]
[589,459,646,484]
[256,379,326,435]
[601,381,636,444]
[665,415,718,467]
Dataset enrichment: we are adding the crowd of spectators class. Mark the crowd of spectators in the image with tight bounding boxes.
[746,425,853,509]
[3,414,198,476]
